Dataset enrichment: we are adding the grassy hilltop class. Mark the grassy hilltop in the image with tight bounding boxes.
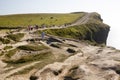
[0,13,85,28]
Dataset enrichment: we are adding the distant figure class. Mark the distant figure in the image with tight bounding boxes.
[30,26,33,30]
[28,25,31,31]
[35,25,39,30]
[41,32,45,40]
[28,25,33,31]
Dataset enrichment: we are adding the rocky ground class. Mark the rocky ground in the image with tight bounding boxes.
[31,41,120,80]
[1,38,120,80]
[1,31,120,80]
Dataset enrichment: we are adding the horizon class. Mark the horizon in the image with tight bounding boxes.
[0,11,91,16]
[0,0,120,49]
[0,12,83,16]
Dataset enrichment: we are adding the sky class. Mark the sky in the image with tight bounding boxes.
[0,0,120,49]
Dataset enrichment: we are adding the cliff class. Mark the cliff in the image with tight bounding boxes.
[42,12,110,44]
[0,12,115,80]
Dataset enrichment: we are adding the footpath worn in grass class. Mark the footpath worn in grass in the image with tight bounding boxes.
[0,13,85,27]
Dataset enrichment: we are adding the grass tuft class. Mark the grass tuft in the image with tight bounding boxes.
[17,44,49,51]
[7,33,24,42]
[0,37,10,44]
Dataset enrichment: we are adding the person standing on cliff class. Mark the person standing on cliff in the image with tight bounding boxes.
[41,32,45,40]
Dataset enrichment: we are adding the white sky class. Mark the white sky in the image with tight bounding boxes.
[0,0,120,49]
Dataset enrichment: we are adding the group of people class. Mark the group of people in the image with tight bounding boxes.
[27,24,45,40]
[27,25,39,31]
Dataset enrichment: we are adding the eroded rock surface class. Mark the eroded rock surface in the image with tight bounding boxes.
[32,45,120,80]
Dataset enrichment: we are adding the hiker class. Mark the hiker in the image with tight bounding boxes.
[41,32,45,40]
[30,26,33,30]
[28,25,31,31]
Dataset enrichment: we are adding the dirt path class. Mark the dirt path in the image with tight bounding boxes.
[0,61,41,80]
[71,13,91,26]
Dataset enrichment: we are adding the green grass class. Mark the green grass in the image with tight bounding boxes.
[3,43,50,63]
[36,23,90,39]
[8,53,68,76]
[17,44,49,51]
[4,49,18,58]
[0,13,85,27]
[36,23,96,39]
[0,26,22,29]
[4,46,13,50]
[7,33,24,42]
[36,23,109,44]
[0,53,4,56]
[5,51,54,77]
[0,37,10,44]
[3,44,72,76]
[7,51,53,64]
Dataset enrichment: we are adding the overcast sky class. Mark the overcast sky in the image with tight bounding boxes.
[0,0,120,49]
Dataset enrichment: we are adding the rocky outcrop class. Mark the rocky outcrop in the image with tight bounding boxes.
[32,45,120,80]
[3,43,120,80]
[86,12,110,44]
[84,23,110,44]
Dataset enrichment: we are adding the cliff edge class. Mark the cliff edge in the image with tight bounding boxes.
[0,12,114,80]
[43,12,110,44]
